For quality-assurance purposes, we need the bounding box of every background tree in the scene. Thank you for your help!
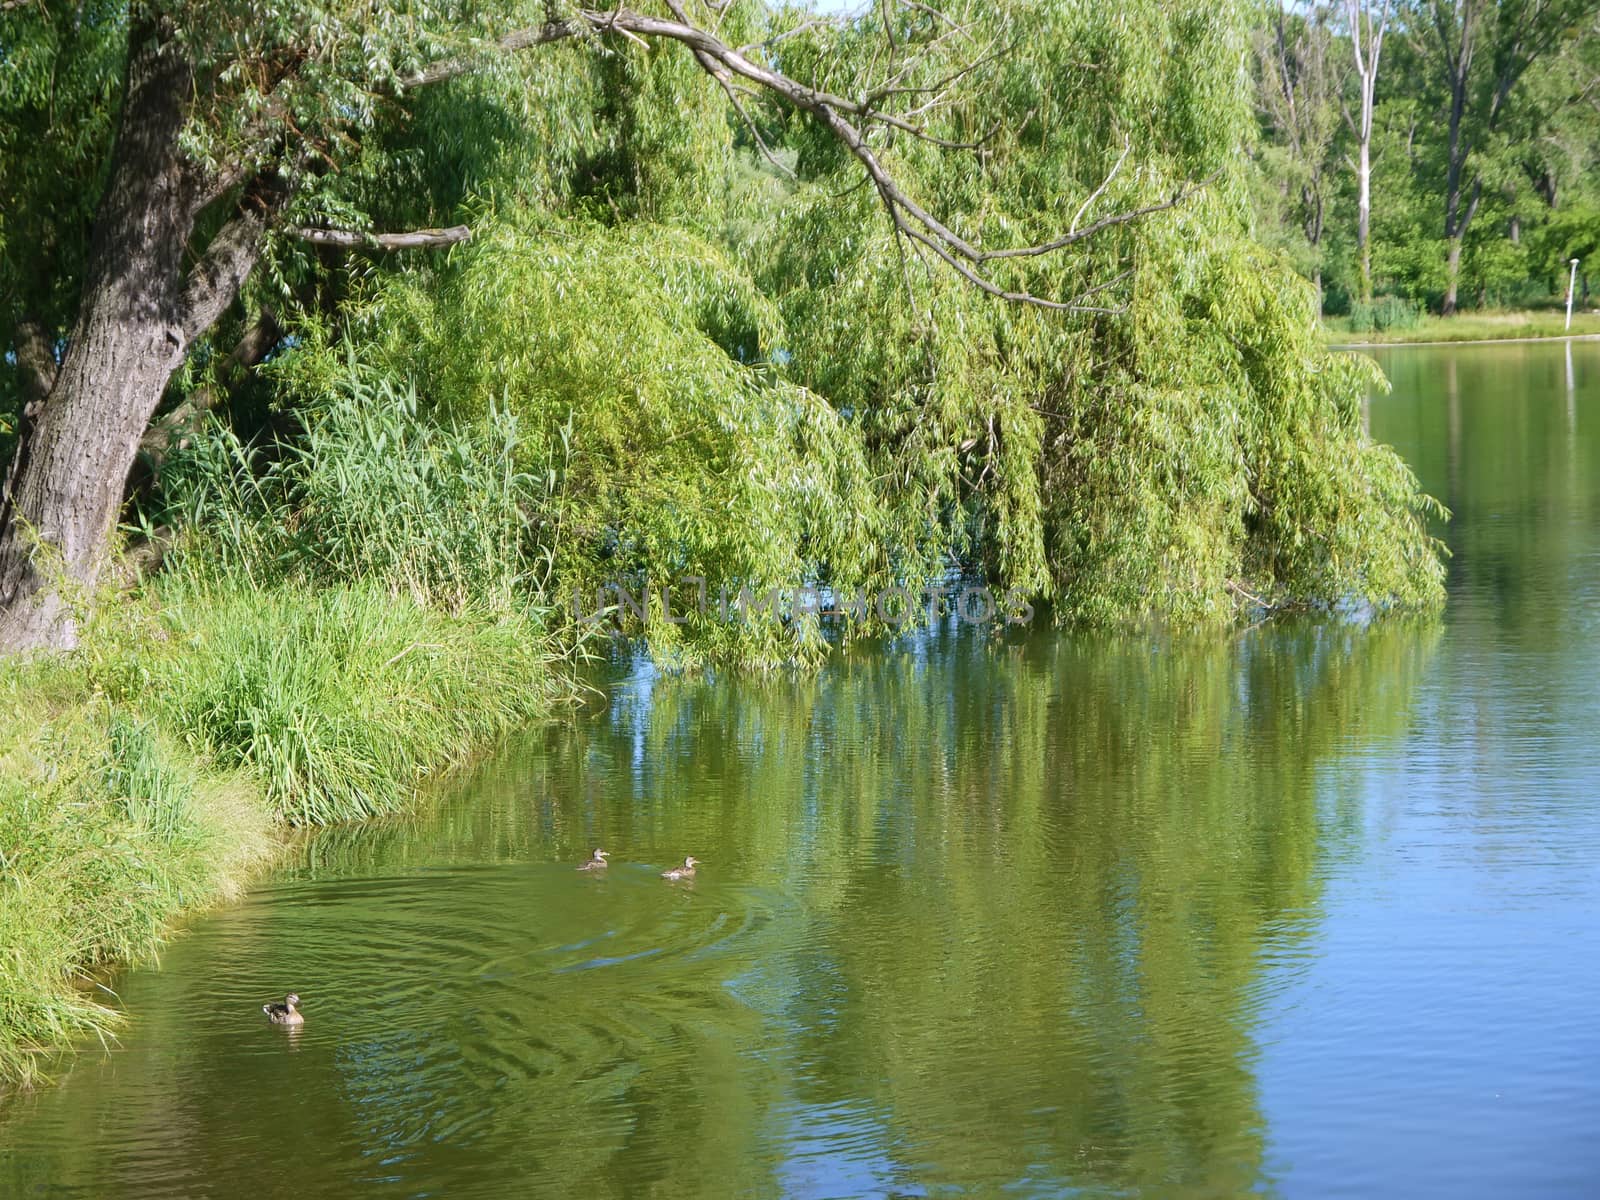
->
[1254,2,1345,304]
[1422,0,1590,313]
[1242,0,1600,314]
[1344,0,1392,302]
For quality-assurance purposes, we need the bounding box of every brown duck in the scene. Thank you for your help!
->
[660,856,700,881]
[263,993,304,1026]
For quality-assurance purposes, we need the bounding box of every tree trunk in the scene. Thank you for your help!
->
[1442,235,1463,316]
[1357,136,1373,304]
[0,23,256,652]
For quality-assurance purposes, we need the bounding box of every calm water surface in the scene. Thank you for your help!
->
[3,343,1599,1197]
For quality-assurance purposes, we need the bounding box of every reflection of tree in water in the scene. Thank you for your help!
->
[3,621,1436,1199]
[726,622,1437,1197]
[465,619,1433,1197]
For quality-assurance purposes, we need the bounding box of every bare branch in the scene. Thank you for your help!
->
[712,70,796,178]
[901,1,979,45]
[737,17,831,56]
[663,0,794,177]
[401,22,582,89]
[1070,134,1131,234]
[1068,267,1134,307]
[292,224,473,250]
[981,169,1222,261]
[864,38,1015,107]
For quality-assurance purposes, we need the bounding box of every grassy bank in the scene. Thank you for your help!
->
[1323,308,1600,345]
[0,581,563,1088]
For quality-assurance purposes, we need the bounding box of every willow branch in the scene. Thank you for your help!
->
[981,168,1222,261]
[400,23,580,88]
[390,7,1213,310]
[1070,135,1131,234]
[664,0,794,178]
[178,206,270,345]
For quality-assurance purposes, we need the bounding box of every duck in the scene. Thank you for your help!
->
[577,848,610,871]
[660,856,700,880]
[263,993,304,1025]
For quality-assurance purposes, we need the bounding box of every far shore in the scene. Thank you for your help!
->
[1330,331,1600,349]
[1321,308,1600,349]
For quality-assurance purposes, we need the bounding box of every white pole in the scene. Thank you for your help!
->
[1567,258,1580,331]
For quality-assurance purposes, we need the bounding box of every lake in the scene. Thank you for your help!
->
[3,342,1598,1197]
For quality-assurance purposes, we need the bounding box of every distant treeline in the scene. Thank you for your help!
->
[1250,0,1600,316]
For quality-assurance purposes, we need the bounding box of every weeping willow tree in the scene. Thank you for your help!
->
[3,0,1446,661]
[754,0,1447,623]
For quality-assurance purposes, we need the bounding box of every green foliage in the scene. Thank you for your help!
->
[105,582,562,824]
[0,0,124,334]
[161,364,543,613]
[1533,203,1600,274]
[1348,294,1423,333]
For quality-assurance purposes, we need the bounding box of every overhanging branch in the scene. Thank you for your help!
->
[179,205,271,345]
[400,23,580,88]
[552,7,1208,311]
[261,6,1210,314]
[292,224,473,251]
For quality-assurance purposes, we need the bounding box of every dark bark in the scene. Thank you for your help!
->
[1437,3,1476,316]
[138,309,282,478]
[1433,0,1568,315]
[0,21,263,651]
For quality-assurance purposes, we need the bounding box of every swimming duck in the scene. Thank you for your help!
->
[660,856,700,880]
[263,993,304,1025]
[578,848,610,871]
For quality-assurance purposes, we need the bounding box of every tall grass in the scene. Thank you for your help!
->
[105,583,563,825]
[0,663,273,1088]
[159,365,556,615]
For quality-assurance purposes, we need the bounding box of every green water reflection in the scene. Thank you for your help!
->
[3,618,1438,1198]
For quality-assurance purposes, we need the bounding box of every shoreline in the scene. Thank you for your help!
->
[1329,331,1600,349]
[0,584,568,1091]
